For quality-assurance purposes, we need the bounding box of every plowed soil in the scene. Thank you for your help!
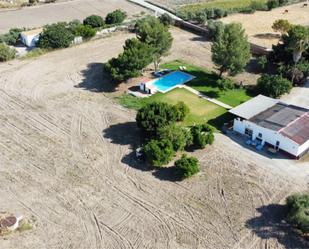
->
[0,30,308,249]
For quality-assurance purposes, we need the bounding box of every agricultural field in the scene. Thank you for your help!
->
[0,0,147,34]
[149,0,267,11]
[221,2,309,47]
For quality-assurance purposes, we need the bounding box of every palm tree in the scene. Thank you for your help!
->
[291,37,309,84]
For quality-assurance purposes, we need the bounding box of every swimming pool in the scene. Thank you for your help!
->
[151,71,195,93]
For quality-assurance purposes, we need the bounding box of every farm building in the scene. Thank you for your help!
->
[20,28,43,47]
[229,95,309,159]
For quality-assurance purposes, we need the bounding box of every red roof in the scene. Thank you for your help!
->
[280,113,309,145]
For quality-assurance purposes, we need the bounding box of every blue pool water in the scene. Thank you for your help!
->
[152,71,195,92]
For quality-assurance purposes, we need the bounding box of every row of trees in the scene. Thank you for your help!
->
[136,102,214,178]
[104,16,173,82]
[38,10,127,49]
[177,0,291,24]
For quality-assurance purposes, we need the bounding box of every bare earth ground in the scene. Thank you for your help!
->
[221,2,309,48]
[0,30,308,249]
[0,0,148,34]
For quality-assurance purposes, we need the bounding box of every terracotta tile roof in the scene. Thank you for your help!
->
[280,113,309,145]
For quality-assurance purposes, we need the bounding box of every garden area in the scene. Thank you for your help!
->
[119,87,227,128]
[160,60,254,107]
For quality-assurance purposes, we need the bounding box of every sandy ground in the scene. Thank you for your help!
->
[0,30,308,249]
[0,0,148,34]
[281,80,309,108]
[221,2,309,48]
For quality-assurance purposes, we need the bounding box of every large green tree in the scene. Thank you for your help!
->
[38,23,74,49]
[105,38,153,82]
[175,154,200,178]
[135,16,173,71]
[190,124,214,149]
[143,139,174,167]
[257,74,292,98]
[136,102,177,137]
[158,124,192,151]
[211,23,251,76]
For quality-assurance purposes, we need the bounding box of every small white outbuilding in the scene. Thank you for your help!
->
[20,28,43,47]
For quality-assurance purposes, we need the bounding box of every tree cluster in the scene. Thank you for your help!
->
[0,43,16,62]
[286,194,309,234]
[136,102,214,178]
[257,74,292,98]
[105,16,173,82]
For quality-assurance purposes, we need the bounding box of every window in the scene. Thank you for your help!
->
[276,141,280,146]
[245,128,253,137]
[258,133,262,138]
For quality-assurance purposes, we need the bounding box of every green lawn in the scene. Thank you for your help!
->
[118,88,228,129]
[180,0,267,11]
[161,60,254,107]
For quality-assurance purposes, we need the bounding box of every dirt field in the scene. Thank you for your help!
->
[0,0,148,34]
[0,30,308,249]
[221,2,309,48]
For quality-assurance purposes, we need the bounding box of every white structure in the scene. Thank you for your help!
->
[20,28,43,47]
[229,95,309,159]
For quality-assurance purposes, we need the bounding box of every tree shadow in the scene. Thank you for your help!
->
[152,166,183,182]
[254,33,281,40]
[208,112,234,131]
[244,58,261,74]
[245,204,309,248]
[121,151,151,172]
[75,62,116,93]
[102,122,140,146]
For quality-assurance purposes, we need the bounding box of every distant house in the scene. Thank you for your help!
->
[20,28,43,47]
[229,95,309,159]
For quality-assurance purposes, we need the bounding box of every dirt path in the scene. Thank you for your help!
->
[0,0,147,34]
[0,31,308,249]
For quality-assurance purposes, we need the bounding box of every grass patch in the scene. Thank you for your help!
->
[21,48,48,59]
[118,88,228,129]
[180,0,267,11]
[161,60,254,107]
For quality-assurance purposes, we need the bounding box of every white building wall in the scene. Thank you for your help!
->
[233,118,301,157]
[298,139,309,157]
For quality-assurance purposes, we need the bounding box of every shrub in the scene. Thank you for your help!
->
[175,154,200,178]
[74,25,96,39]
[173,101,189,121]
[159,13,174,26]
[207,20,224,41]
[136,102,177,137]
[217,78,234,91]
[214,8,227,18]
[158,124,193,151]
[286,194,309,234]
[105,9,126,25]
[190,124,214,149]
[195,12,208,24]
[0,43,16,62]
[0,28,23,45]
[68,19,82,34]
[257,55,268,71]
[285,67,305,85]
[257,74,292,98]
[143,139,174,167]
[272,19,292,35]
[37,23,74,49]
[250,1,268,11]
[267,0,279,10]
[83,15,104,28]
